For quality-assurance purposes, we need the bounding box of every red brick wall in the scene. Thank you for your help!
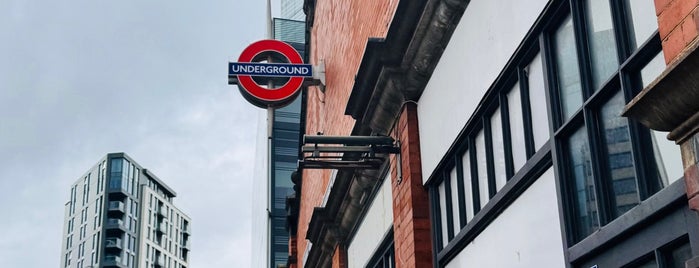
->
[389,103,433,268]
[656,0,699,64]
[297,1,399,267]
[332,245,348,268]
[289,235,298,268]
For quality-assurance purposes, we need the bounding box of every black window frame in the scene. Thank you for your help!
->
[425,0,685,267]
[545,0,667,244]
[366,230,395,268]
[427,19,556,263]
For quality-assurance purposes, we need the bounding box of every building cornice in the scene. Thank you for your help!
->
[623,38,699,144]
[303,0,471,267]
[345,0,469,135]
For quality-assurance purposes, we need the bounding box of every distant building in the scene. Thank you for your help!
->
[60,153,191,268]
[251,2,306,267]
[286,0,699,268]
[281,0,304,21]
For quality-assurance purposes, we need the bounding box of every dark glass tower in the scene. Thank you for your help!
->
[269,16,305,268]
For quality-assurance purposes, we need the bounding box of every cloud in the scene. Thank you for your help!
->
[0,0,272,266]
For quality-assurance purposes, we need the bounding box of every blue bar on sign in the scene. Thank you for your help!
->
[229,62,313,77]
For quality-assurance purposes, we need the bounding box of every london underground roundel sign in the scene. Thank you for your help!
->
[229,40,312,108]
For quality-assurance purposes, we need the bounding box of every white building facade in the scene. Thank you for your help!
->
[60,153,191,268]
[294,0,699,267]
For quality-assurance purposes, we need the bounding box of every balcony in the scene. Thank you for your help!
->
[107,186,128,199]
[105,237,123,252]
[107,201,125,216]
[103,255,126,268]
[105,218,127,234]
[180,249,189,262]
[156,222,167,234]
[181,239,191,251]
[182,224,191,235]
[157,207,167,218]
[154,255,165,267]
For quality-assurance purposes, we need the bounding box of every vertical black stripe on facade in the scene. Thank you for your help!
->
[499,91,516,180]
[468,137,482,215]
[431,186,445,251]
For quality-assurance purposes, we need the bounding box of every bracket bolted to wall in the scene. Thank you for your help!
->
[299,135,400,170]
[302,59,326,92]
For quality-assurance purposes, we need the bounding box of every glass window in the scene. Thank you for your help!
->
[585,0,619,89]
[600,91,639,216]
[635,49,682,188]
[507,82,527,171]
[438,182,448,247]
[528,53,551,150]
[461,150,474,221]
[568,127,598,239]
[652,130,684,187]
[551,1,666,244]
[668,241,692,268]
[641,51,666,87]
[449,167,461,234]
[111,158,123,172]
[624,0,659,49]
[554,16,583,122]
[491,108,507,191]
[475,130,489,207]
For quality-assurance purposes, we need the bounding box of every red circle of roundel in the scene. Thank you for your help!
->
[237,40,304,105]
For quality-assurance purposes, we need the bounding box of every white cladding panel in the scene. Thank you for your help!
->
[418,0,550,184]
[445,168,565,268]
[347,174,393,268]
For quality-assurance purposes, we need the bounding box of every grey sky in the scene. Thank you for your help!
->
[0,0,283,266]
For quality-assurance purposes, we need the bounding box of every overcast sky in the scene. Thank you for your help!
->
[0,0,283,266]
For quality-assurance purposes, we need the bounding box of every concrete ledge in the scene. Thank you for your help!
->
[623,38,699,142]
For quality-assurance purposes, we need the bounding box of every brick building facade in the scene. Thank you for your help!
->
[285,0,699,267]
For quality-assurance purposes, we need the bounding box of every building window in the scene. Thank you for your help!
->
[622,236,693,267]
[109,158,123,189]
[546,2,671,243]
[431,41,554,249]
[584,0,619,90]
[428,0,676,265]
[552,16,582,122]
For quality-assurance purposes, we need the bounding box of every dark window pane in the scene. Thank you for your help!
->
[667,241,692,268]
[613,177,638,195]
[585,0,619,89]
[600,91,639,216]
[636,258,657,268]
[606,126,630,144]
[568,127,598,239]
[554,16,583,122]
[110,158,122,172]
[624,0,658,49]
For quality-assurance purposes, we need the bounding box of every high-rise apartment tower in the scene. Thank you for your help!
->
[60,153,191,268]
